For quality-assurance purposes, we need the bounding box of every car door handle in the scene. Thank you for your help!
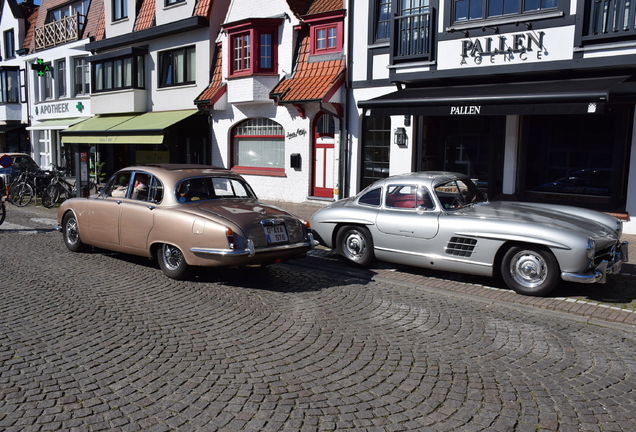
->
[146,205,156,210]
[115,200,123,204]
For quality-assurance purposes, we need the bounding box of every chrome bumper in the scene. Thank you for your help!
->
[190,234,314,257]
[561,240,629,284]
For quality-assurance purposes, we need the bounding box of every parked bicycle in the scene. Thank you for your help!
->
[43,167,77,208]
[8,167,55,207]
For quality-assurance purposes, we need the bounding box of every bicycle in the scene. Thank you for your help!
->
[8,167,54,207]
[43,167,77,208]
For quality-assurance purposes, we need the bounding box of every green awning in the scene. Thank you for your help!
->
[26,117,88,131]
[60,110,199,144]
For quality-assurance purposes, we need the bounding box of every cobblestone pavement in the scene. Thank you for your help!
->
[1,205,636,431]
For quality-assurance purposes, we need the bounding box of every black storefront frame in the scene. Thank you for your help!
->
[358,76,636,212]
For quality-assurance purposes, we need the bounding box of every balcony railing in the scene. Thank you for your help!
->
[392,9,435,62]
[587,0,636,36]
[34,14,82,50]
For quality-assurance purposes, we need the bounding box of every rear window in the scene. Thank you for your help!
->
[176,176,257,203]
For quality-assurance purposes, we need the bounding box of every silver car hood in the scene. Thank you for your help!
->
[464,201,617,239]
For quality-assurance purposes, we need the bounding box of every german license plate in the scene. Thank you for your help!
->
[263,224,289,244]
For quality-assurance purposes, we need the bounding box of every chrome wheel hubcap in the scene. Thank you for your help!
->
[510,251,547,289]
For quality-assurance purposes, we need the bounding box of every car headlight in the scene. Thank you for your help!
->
[586,238,596,261]
[616,219,623,238]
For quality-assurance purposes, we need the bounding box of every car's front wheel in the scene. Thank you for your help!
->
[157,243,190,279]
[63,212,86,252]
[336,225,375,267]
[501,246,559,296]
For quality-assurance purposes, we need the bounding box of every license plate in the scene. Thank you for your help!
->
[263,224,289,244]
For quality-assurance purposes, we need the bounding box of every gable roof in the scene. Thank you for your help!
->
[194,43,225,107]
[270,30,345,104]
[27,0,103,51]
[14,0,39,54]
[133,0,212,32]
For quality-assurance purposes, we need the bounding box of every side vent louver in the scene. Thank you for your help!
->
[446,237,477,257]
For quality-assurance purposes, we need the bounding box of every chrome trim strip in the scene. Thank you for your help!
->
[375,246,492,268]
[190,239,312,257]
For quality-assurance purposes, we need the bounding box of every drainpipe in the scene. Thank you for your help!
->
[342,0,354,199]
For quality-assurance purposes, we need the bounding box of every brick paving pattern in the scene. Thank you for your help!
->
[1,205,635,431]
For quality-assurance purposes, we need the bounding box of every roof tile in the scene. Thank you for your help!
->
[271,31,344,103]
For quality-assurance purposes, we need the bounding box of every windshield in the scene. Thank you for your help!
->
[434,178,486,210]
[176,176,257,203]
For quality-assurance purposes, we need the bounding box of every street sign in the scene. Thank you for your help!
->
[0,154,13,168]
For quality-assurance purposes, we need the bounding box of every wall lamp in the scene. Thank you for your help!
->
[394,127,407,146]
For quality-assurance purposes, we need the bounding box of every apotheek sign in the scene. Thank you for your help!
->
[34,100,85,118]
[437,26,574,70]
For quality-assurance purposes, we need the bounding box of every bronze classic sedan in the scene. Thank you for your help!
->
[310,172,628,296]
[55,165,314,279]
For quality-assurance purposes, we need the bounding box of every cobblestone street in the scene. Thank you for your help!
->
[1,205,636,431]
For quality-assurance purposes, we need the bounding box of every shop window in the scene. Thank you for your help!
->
[232,118,285,175]
[522,114,625,209]
[158,46,195,88]
[224,18,281,77]
[454,0,557,22]
[0,68,19,103]
[92,54,144,92]
[3,29,15,59]
[73,57,90,96]
[361,116,391,189]
[113,0,127,21]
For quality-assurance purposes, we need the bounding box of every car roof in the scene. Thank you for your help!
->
[372,171,469,186]
[122,164,237,177]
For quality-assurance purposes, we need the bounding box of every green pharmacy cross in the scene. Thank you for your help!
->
[32,58,52,77]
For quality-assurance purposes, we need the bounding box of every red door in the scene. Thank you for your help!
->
[312,114,336,198]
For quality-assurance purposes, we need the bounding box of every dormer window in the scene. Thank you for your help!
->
[224,18,282,77]
[304,11,345,56]
[47,0,90,27]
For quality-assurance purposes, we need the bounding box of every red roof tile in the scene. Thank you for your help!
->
[134,0,155,31]
[21,5,39,53]
[271,32,344,103]
[194,0,211,18]
[195,43,225,105]
[305,0,343,15]
[94,5,105,41]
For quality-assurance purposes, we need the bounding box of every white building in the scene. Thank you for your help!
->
[195,0,346,205]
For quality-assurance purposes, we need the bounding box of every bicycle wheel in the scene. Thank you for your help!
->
[9,183,34,207]
[46,184,64,205]
[42,184,59,208]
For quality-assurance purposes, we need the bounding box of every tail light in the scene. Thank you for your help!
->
[226,227,235,250]
[301,219,312,233]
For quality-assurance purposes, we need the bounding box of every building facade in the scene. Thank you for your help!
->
[350,0,636,233]
[0,0,37,157]
[196,0,346,204]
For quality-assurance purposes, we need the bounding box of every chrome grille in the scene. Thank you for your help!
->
[446,237,477,257]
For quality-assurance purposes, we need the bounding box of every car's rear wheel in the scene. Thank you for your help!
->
[63,212,86,252]
[336,225,375,267]
[157,243,190,279]
[501,246,559,296]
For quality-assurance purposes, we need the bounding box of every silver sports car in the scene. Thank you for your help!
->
[310,172,628,296]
